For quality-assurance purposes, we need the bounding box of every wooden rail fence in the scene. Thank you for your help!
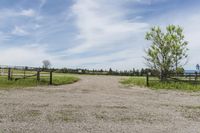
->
[0,65,54,85]
[146,72,200,87]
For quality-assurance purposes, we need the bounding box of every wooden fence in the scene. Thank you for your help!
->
[146,72,200,86]
[0,65,53,85]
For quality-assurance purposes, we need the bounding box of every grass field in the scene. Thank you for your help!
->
[0,72,79,89]
[121,76,200,92]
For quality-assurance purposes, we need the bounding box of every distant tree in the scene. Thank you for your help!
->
[108,68,113,75]
[135,69,140,76]
[140,68,145,76]
[42,60,51,69]
[145,25,188,80]
[24,66,28,70]
[196,64,200,72]
[132,68,135,76]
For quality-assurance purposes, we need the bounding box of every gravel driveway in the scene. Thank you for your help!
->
[0,75,200,133]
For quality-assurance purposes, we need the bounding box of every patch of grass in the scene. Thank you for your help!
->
[52,75,79,85]
[120,77,146,87]
[0,74,79,89]
[57,110,75,122]
[30,104,49,108]
[180,105,200,110]
[121,77,200,91]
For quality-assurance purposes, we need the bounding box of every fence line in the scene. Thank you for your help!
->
[0,66,54,85]
[146,72,200,86]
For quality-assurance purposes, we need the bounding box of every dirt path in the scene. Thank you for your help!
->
[0,75,200,133]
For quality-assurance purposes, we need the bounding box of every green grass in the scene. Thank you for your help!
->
[121,77,146,87]
[0,73,79,89]
[121,76,200,92]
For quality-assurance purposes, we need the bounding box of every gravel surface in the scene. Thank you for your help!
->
[0,75,200,133]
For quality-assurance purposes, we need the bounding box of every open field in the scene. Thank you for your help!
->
[0,75,200,132]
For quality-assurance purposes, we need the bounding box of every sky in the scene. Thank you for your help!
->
[0,0,200,70]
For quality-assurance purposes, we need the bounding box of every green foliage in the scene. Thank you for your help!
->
[121,77,200,92]
[176,67,184,74]
[145,25,188,79]
[120,77,146,87]
[52,76,79,85]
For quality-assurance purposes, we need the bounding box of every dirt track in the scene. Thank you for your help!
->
[0,75,200,133]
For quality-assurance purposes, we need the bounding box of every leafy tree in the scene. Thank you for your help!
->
[145,25,188,80]
[167,25,188,73]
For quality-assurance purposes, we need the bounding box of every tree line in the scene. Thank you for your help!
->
[55,67,186,76]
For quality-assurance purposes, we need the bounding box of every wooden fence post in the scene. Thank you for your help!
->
[37,70,40,82]
[49,71,53,85]
[195,72,198,84]
[8,68,11,80]
[24,69,26,79]
[146,72,149,87]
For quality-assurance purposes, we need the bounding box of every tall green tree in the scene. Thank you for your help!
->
[145,25,188,80]
[166,25,188,73]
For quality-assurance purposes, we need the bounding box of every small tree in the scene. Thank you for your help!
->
[42,60,51,69]
[108,68,113,75]
[145,25,188,80]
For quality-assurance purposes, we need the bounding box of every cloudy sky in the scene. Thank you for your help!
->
[0,0,200,70]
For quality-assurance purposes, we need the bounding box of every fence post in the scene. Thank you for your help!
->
[37,70,40,82]
[24,69,26,79]
[8,68,11,80]
[49,71,53,85]
[146,72,149,87]
[195,72,198,84]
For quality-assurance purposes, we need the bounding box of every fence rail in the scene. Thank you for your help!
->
[146,72,200,86]
[0,65,54,85]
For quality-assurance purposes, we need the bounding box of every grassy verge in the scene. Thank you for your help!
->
[0,74,79,89]
[121,77,200,92]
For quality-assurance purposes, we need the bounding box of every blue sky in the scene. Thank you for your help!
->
[0,0,200,70]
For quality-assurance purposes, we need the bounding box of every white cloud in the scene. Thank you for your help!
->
[11,26,29,36]
[1,0,199,70]
[0,9,36,18]
[64,49,143,70]
[69,0,148,52]
[65,0,149,69]
[0,44,59,67]
[19,9,36,17]
[134,0,167,5]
